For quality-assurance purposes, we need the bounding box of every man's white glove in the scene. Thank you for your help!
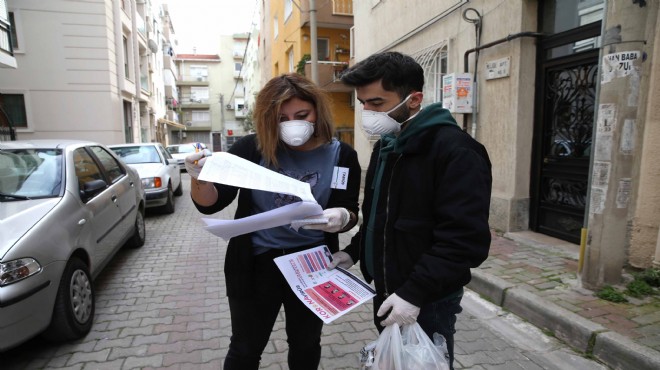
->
[184,149,212,179]
[327,251,354,270]
[302,207,350,233]
[377,293,420,327]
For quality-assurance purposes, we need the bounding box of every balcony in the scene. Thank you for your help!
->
[179,94,210,109]
[332,0,353,16]
[304,61,352,93]
[176,74,209,86]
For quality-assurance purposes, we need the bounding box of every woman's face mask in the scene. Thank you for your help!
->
[279,120,315,146]
[361,95,412,136]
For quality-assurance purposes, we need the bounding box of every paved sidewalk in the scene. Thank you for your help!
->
[467,230,660,370]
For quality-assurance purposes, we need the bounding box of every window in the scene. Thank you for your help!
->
[192,111,210,122]
[349,27,355,59]
[284,0,293,21]
[74,148,105,200]
[190,65,208,81]
[90,146,125,184]
[123,36,130,77]
[411,42,448,105]
[288,48,295,72]
[190,87,209,103]
[273,16,278,39]
[317,38,330,61]
[0,93,28,129]
[7,12,17,50]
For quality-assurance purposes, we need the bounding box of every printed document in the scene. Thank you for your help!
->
[274,245,376,324]
[198,152,325,240]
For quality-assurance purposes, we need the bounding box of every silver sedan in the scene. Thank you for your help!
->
[0,140,146,352]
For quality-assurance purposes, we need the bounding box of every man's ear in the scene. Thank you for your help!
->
[409,92,424,109]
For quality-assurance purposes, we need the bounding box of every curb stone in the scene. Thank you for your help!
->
[593,331,660,370]
[468,270,660,369]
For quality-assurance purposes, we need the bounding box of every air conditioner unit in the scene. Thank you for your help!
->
[226,104,234,110]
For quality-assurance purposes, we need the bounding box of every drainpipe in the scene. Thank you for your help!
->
[462,31,545,133]
[462,8,481,137]
[309,0,319,84]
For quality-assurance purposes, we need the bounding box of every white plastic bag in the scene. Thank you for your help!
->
[362,322,450,370]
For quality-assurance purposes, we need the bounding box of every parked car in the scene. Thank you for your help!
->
[0,140,146,352]
[166,142,207,171]
[109,143,182,214]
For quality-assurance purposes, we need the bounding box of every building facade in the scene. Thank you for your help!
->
[262,0,355,146]
[0,0,178,145]
[351,0,659,287]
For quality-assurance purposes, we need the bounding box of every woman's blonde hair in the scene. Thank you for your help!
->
[254,73,334,166]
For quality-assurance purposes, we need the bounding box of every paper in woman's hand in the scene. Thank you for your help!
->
[197,152,324,239]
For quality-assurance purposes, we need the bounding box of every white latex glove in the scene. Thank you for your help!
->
[184,149,212,179]
[377,293,420,327]
[302,207,350,233]
[327,251,354,270]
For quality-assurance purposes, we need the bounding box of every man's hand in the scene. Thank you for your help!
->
[184,149,212,179]
[302,208,350,233]
[377,293,420,327]
[327,251,354,270]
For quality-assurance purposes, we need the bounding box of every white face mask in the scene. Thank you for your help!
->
[279,120,314,146]
[361,95,412,136]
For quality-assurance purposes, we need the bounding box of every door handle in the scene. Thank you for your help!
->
[543,157,557,164]
[111,195,118,203]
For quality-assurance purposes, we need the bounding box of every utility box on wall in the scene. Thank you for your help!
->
[442,73,473,113]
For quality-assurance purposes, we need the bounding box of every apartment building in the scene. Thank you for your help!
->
[262,0,355,146]
[351,0,660,287]
[0,0,177,145]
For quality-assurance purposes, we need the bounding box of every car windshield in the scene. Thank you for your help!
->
[167,144,196,154]
[0,149,63,200]
[111,146,161,164]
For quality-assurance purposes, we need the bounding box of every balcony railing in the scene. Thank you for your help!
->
[179,74,209,82]
[304,61,351,93]
[179,94,210,105]
[332,0,353,16]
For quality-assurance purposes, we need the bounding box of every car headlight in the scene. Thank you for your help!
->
[0,258,42,286]
[142,177,163,189]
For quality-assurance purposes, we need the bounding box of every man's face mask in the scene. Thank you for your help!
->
[279,120,314,146]
[361,94,412,136]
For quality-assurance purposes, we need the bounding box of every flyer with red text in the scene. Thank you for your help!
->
[274,245,376,324]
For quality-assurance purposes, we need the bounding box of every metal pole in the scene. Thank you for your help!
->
[309,0,318,83]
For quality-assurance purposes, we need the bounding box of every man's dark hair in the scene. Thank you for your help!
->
[340,51,424,98]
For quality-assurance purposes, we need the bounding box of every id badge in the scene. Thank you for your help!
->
[331,166,349,190]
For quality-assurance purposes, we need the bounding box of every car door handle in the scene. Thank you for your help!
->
[130,181,135,187]
[78,219,86,225]
[111,195,118,203]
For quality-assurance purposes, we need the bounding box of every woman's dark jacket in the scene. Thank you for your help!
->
[343,104,492,307]
[193,134,361,298]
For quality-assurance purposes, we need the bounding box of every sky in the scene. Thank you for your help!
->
[165,0,259,54]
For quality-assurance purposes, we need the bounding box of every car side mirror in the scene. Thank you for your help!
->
[167,158,178,165]
[80,179,107,202]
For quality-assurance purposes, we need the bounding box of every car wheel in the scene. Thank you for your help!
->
[127,207,146,248]
[161,184,175,214]
[174,180,183,196]
[42,257,94,342]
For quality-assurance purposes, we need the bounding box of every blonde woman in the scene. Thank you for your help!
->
[185,73,361,370]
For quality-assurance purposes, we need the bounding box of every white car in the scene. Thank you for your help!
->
[0,140,146,351]
[109,143,182,213]
[166,142,207,171]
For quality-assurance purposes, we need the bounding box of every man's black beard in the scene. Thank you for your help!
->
[388,103,411,124]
